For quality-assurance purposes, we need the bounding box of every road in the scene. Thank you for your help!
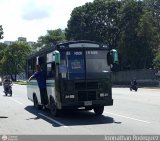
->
[0,84,160,136]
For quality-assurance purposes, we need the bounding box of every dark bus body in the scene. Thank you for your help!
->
[27,40,117,116]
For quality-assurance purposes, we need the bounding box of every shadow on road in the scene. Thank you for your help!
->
[0,116,8,118]
[25,106,115,127]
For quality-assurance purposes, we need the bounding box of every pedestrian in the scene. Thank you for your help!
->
[28,64,48,109]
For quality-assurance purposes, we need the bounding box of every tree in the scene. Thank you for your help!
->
[0,43,7,76]
[136,9,159,69]
[144,1,160,54]
[118,0,146,70]
[144,0,160,28]
[0,43,7,59]
[37,29,66,48]
[66,0,160,70]
[0,42,30,81]
[66,0,121,48]
[0,25,3,39]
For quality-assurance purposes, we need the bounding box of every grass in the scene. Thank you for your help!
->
[14,81,27,85]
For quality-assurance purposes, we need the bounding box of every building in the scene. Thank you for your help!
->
[4,41,14,46]
[3,37,36,47]
[18,37,27,42]
[27,41,36,47]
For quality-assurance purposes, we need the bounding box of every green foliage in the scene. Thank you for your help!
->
[66,0,121,48]
[144,0,160,28]
[37,29,66,48]
[136,10,159,68]
[0,43,7,74]
[14,81,27,85]
[118,0,145,70]
[0,25,3,39]
[66,0,160,70]
[0,42,30,80]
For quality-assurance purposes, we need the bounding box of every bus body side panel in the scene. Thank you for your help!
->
[27,80,41,104]
[46,79,57,106]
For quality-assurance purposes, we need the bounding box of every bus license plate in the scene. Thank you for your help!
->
[84,101,92,106]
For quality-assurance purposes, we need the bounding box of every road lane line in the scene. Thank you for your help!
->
[104,112,151,124]
[9,98,23,105]
[38,113,68,128]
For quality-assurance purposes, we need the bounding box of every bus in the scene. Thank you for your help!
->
[26,40,118,116]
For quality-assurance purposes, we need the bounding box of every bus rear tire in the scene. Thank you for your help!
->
[50,98,60,117]
[93,106,104,115]
[33,95,41,110]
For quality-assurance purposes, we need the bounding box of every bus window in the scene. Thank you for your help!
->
[47,62,55,79]
[38,56,45,68]
[28,60,32,78]
[28,58,36,78]
[38,56,45,65]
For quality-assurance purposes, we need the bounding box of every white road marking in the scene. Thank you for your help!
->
[105,112,151,124]
[38,113,68,128]
[9,98,23,105]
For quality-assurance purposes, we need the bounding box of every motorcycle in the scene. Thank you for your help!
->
[130,84,138,92]
[4,83,13,96]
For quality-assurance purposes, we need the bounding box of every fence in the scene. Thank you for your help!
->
[112,69,159,86]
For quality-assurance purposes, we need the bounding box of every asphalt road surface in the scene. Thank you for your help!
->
[0,84,160,136]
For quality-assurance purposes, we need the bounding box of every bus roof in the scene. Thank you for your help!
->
[27,40,109,59]
[58,40,101,46]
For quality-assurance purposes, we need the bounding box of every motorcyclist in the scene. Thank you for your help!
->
[133,79,137,86]
[3,76,12,95]
[130,79,137,91]
[131,79,137,86]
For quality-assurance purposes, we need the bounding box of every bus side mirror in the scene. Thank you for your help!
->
[107,49,118,65]
[111,49,118,64]
[53,50,60,64]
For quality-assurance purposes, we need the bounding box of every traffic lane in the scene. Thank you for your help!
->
[25,106,116,135]
[25,106,114,126]
[23,86,160,135]
[0,102,114,134]
[4,84,115,127]
[4,85,115,127]
[12,84,29,104]
[0,85,114,135]
[1,85,160,135]
[0,85,12,118]
[0,96,69,135]
[112,87,160,105]
[1,98,158,135]
[23,106,160,134]
[0,87,69,134]
[111,88,160,123]
[0,90,148,135]
[0,84,29,106]
[106,98,160,123]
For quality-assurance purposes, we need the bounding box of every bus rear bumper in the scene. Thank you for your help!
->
[61,99,113,109]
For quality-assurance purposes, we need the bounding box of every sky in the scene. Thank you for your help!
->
[0,0,93,42]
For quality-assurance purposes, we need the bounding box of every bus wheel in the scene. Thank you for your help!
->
[50,98,60,117]
[33,95,41,110]
[85,107,93,111]
[93,106,104,115]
